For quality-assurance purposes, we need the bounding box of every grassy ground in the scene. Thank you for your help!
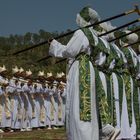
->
[0,128,66,140]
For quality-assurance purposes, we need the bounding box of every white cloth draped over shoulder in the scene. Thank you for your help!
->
[49,29,99,140]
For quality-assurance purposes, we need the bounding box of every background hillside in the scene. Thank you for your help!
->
[0,25,139,77]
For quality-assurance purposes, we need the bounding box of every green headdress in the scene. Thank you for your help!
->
[79,6,91,22]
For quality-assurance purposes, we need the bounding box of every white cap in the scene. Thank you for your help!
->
[38,71,45,76]
[61,72,65,77]
[26,69,32,76]
[12,66,19,74]
[100,22,115,32]
[100,22,116,39]
[56,73,62,78]
[120,30,139,47]
[47,72,53,78]
[19,67,24,73]
[76,6,100,27]
[0,65,6,73]
[125,30,138,44]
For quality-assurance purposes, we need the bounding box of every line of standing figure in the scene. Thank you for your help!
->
[48,6,140,140]
[0,66,66,133]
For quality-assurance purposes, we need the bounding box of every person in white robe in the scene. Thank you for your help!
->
[118,31,139,139]
[42,82,49,128]
[45,79,58,129]
[0,65,11,132]
[97,23,131,140]
[48,6,119,140]
[10,79,21,131]
[18,79,26,131]
[22,80,33,131]
[59,73,67,126]
[31,82,39,129]
[58,80,66,127]
[44,75,53,129]
[0,85,5,133]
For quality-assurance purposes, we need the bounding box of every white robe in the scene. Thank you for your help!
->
[49,29,99,140]
[0,76,11,128]
[61,87,66,126]
[22,84,33,129]
[44,87,52,128]
[0,87,5,128]
[110,43,122,129]
[119,47,137,139]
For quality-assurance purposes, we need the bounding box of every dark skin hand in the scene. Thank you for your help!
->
[48,38,53,45]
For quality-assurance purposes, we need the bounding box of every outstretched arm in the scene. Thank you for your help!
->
[49,29,89,58]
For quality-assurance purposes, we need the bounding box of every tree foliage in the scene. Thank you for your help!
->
[0,26,139,77]
[0,29,72,77]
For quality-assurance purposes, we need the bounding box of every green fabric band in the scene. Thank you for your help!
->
[80,6,91,22]
[94,68,111,126]
[133,79,140,134]
[123,74,132,125]
[78,53,91,121]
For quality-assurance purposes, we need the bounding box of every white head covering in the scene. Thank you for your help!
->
[76,6,115,41]
[61,72,65,77]
[0,65,6,73]
[99,22,116,40]
[125,30,138,44]
[56,73,62,78]
[47,72,53,78]
[120,30,139,46]
[26,69,32,76]
[19,67,24,73]
[38,71,45,76]
[12,66,19,74]
[76,6,100,27]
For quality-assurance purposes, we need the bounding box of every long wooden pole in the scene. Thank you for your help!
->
[37,19,140,63]
[108,28,140,42]
[37,56,52,62]
[98,19,140,37]
[13,5,140,55]
[123,40,140,47]
[50,34,140,64]
[54,40,140,64]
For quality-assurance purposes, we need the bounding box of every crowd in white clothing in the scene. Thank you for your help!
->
[0,65,66,133]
